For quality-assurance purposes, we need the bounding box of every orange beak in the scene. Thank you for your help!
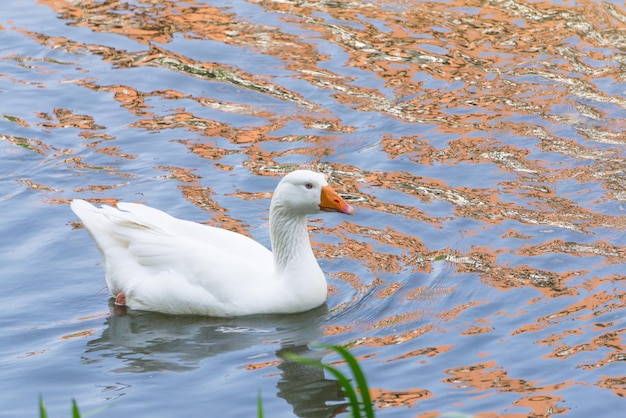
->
[319,185,355,215]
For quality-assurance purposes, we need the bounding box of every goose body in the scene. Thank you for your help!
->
[71,170,354,317]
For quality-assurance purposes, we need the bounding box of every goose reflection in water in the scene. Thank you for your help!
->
[84,303,346,417]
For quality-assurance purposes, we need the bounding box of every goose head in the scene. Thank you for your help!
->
[271,170,354,216]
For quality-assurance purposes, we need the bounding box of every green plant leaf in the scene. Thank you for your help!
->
[284,351,363,417]
[329,345,374,418]
[257,389,264,418]
[39,395,48,418]
[71,399,82,418]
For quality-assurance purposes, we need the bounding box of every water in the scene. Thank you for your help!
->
[2,0,625,416]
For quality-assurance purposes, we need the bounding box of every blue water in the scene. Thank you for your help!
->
[2,0,626,416]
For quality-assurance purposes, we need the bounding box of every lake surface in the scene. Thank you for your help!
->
[2,0,626,416]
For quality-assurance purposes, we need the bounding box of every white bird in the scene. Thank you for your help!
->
[71,170,354,317]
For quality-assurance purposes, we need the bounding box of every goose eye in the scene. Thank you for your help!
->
[304,183,313,189]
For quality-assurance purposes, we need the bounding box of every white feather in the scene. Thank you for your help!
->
[71,170,354,317]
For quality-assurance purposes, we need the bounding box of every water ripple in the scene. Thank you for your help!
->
[1,0,625,416]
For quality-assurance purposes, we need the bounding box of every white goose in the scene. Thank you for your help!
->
[71,170,354,317]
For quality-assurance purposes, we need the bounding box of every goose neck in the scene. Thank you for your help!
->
[269,207,314,271]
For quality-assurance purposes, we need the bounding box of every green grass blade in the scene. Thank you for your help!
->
[318,363,362,416]
[39,395,48,418]
[257,390,263,418]
[284,352,362,416]
[71,399,82,418]
[329,345,374,418]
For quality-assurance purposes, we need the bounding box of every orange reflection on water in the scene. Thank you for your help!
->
[443,361,572,416]
[370,386,433,410]
[13,0,625,415]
